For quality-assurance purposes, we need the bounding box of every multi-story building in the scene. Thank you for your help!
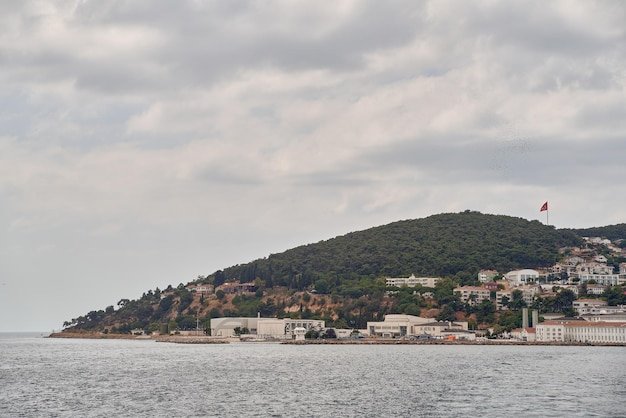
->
[218,282,257,294]
[536,320,567,341]
[495,290,512,310]
[454,286,491,306]
[585,284,607,295]
[536,318,587,342]
[505,269,539,286]
[573,299,608,315]
[186,284,214,294]
[546,284,579,296]
[495,287,537,310]
[385,274,440,288]
[564,322,626,343]
[575,262,613,275]
[478,270,498,283]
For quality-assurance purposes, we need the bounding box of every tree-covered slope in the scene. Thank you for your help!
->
[62,211,586,333]
[568,224,626,241]
[215,211,582,292]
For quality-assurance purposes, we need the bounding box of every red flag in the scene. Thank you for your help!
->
[540,202,548,212]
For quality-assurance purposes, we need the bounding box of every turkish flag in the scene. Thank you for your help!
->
[540,202,548,212]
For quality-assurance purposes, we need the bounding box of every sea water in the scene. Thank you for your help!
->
[1,333,625,417]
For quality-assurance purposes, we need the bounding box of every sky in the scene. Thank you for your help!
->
[1,1,625,332]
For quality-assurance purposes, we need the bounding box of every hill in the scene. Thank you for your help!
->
[214,211,582,293]
[568,224,626,242]
[63,211,584,334]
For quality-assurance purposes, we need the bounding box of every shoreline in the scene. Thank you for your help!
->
[48,332,233,344]
[47,332,625,347]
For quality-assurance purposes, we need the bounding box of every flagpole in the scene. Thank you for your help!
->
[546,208,549,226]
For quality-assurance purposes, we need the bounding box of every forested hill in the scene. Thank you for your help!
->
[212,211,582,291]
[568,224,626,242]
[62,211,586,332]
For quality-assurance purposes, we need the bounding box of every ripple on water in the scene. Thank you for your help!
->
[1,337,625,417]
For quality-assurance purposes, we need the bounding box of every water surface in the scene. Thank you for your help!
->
[1,334,624,417]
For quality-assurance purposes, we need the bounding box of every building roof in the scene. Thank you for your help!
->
[565,321,626,328]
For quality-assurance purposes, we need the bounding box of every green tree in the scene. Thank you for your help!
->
[509,290,527,311]
[476,299,495,324]
[437,304,456,322]
[553,289,576,313]
[314,279,329,294]
[604,285,626,305]
[305,329,320,339]
[322,328,337,339]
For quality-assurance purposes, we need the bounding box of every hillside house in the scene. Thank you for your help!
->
[454,286,491,306]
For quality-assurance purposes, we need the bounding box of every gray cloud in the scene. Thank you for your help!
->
[1,0,625,331]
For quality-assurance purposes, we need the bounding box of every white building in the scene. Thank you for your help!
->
[505,269,539,286]
[511,327,536,342]
[576,273,621,286]
[385,274,440,288]
[282,319,325,337]
[585,284,607,295]
[454,286,491,306]
[495,290,512,310]
[478,270,498,283]
[211,317,324,338]
[573,299,607,315]
[367,315,472,339]
[546,284,579,297]
[293,327,307,341]
[210,317,259,337]
[564,322,626,343]
[256,318,286,337]
[412,321,470,339]
[494,287,537,310]
[367,314,433,338]
[536,319,585,342]
[575,262,613,275]
[582,313,626,322]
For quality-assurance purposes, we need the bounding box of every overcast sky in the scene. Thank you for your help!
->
[1,1,625,332]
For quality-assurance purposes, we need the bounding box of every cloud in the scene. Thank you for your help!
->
[1,0,625,331]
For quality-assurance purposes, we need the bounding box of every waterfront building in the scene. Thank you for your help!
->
[366,314,433,338]
[564,322,626,343]
[367,315,470,339]
[412,321,469,338]
[210,317,324,338]
[511,327,536,342]
[536,319,585,342]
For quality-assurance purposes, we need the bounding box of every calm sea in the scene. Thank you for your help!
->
[1,333,625,417]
